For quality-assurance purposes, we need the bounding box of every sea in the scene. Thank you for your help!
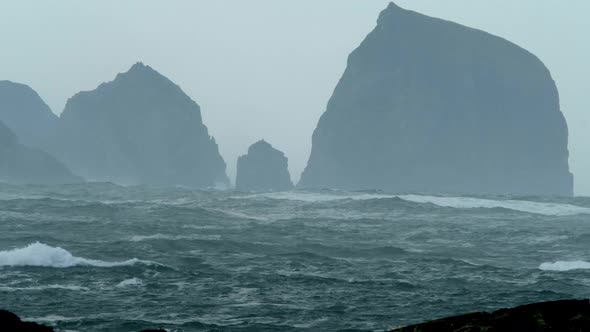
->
[0,183,589,331]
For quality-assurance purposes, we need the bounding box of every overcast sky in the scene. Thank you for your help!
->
[1,1,588,195]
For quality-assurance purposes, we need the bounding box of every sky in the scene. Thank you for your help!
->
[1,1,588,195]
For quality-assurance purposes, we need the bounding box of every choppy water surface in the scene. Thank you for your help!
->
[0,183,589,331]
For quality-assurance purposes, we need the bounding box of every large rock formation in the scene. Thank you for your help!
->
[298,2,573,196]
[0,121,82,185]
[0,81,58,149]
[54,62,229,187]
[391,299,590,332]
[235,140,293,192]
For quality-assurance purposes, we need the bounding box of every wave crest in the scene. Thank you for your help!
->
[0,242,144,268]
[539,261,590,271]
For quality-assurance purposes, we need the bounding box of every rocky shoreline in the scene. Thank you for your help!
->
[391,299,590,332]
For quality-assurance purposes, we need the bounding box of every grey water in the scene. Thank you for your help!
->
[0,183,589,331]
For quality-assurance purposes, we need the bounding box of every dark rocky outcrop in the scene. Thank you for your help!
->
[299,2,573,196]
[0,81,58,150]
[0,309,54,332]
[235,140,293,192]
[0,121,82,184]
[53,62,229,187]
[391,299,590,332]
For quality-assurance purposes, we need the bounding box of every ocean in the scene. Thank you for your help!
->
[0,183,589,331]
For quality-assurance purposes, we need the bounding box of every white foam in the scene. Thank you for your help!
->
[0,242,144,268]
[244,191,590,216]
[539,261,590,271]
[0,284,89,292]
[116,277,143,288]
[128,233,220,242]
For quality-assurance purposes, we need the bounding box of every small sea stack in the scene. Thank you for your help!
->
[235,140,293,192]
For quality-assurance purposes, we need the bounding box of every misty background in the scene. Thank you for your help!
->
[1,0,588,195]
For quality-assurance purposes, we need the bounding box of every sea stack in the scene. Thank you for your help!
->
[0,121,82,185]
[298,2,573,196]
[235,140,293,192]
[0,81,58,150]
[54,62,229,187]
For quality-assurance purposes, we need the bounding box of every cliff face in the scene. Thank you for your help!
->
[0,81,58,150]
[0,121,82,185]
[235,140,293,192]
[298,2,573,196]
[55,62,229,187]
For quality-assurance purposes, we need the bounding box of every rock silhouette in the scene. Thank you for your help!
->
[0,81,58,150]
[391,299,590,332]
[299,2,573,196]
[0,121,82,185]
[54,62,229,187]
[236,140,293,192]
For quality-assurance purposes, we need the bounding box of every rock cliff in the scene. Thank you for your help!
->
[0,121,82,184]
[55,62,229,187]
[0,81,58,150]
[298,2,573,196]
[235,140,293,192]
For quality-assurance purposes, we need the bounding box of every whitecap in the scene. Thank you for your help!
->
[539,260,590,271]
[242,191,590,216]
[128,233,220,242]
[116,277,143,288]
[0,242,146,268]
[0,284,89,292]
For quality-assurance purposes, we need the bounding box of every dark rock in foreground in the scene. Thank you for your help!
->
[0,121,83,184]
[54,62,229,187]
[236,140,293,192]
[391,299,590,332]
[0,310,54,332]
[299,1,573,196]
[0,81,58,150]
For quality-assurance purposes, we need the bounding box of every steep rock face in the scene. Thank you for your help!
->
[0,81,58,149]
[299,2,573,196]
[55,62,228,187]
[0,121,82,185]
[391,299,590,332]
[235,140,293,192]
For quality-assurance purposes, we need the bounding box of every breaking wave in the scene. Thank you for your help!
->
[0,242,146,268]
[539,261,590,271]
[246,191,590,216]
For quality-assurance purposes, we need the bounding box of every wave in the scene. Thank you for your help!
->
[128,233,221,242]
[0,242,148,268]
[0,284,89,292]
[116,277,143,288]
[244,191,590,216]
[539,261,590,271]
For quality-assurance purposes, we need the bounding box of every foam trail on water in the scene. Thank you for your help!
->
[0,242,143,268]
[246,191,590,216]
[539,261,590,271]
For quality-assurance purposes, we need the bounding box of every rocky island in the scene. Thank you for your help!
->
[235,140,293,192]
[298,2,573,196]
[0,80,58,150]
[0,121,82,185]
[53,62,229,187]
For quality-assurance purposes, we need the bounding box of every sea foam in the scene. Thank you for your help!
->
[247,191,590,216]
[0,242,142,268]
[539,261,590,271]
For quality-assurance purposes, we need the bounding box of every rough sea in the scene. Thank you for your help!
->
[1,183,589,331]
